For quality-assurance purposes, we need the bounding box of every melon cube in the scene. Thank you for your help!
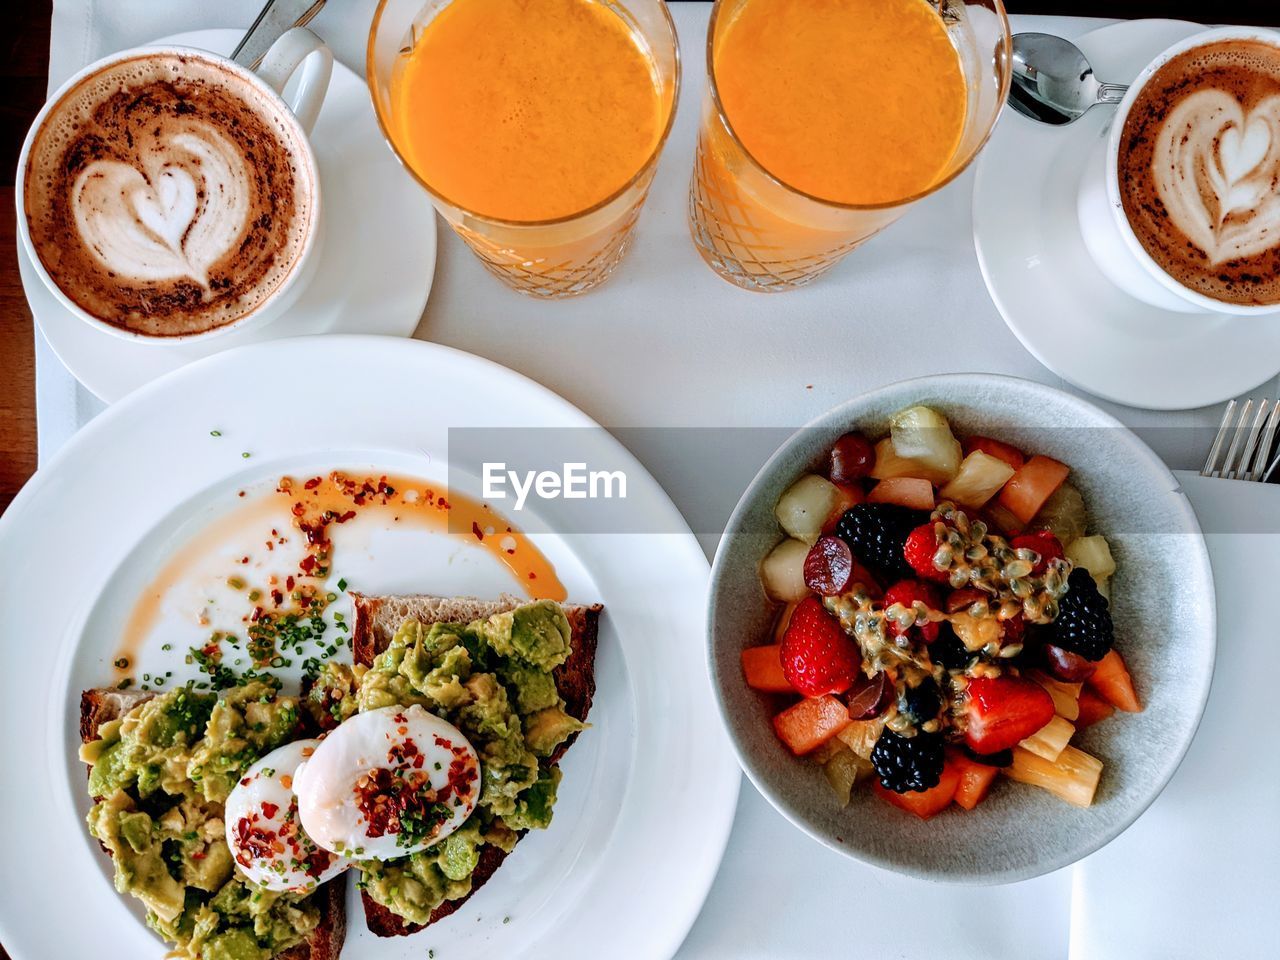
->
[773,695,852,755]
[761,539,812,602]
[741,645,792,693]
[889,405,962,483]
[776,475,841,545]
[940,450,1017,509]
[867,477,935,510]
[870,438,955,486]
[998,455,1070,524]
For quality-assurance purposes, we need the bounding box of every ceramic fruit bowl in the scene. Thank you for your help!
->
[707,374,1214,883]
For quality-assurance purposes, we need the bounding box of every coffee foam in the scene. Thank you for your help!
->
[24,53,314,336]
[1119,40,1280,307]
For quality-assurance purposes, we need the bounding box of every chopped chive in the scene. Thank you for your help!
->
[210,429,222,437]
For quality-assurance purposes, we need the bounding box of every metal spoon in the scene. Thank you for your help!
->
[232,0,327,69]
[1008,32,1128,125]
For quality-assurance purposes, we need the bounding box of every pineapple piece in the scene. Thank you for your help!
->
[1095,578,1111,603]
[823,748,873,806]
[940,450,1017,509]
[761,539,811,602]
[811,737,850,765]
[775,475,840,545]
[888,405,962,482]
[1029,483,1086,545]
[1029,671,1082,721]
[1006,745,1103,807]
[870,438,955,486]
[1066,535,1116,581]
[773,600,799,643]
[836,717,885,760]
[1018,715,1076,762]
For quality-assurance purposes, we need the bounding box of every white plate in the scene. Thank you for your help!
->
[22,29,437,404]
[972,19,1280,411]
[0,336,739,960]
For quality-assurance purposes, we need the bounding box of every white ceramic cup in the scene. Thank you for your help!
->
[15,28,334,343]
[1077,26,1280,317]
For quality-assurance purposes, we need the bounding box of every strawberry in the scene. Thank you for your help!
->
[903,523,948,583]
[962,676,1055,754]
[780,597,860,697]
[1010,530,1064,575]
[881,580,941,642]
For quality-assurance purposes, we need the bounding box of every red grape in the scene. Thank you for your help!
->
[829,432,875,484]
[1042,643,1097,682]
[846,672,893,719]
[803,536,854,596]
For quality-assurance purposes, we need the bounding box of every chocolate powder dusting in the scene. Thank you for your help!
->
[23,53,311,336]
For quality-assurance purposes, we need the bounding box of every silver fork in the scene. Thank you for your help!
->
[1201,399,1280,482]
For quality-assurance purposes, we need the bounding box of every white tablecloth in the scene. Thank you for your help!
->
[33,3,1280,957]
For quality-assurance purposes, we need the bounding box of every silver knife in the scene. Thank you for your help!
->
[231,0,328,69]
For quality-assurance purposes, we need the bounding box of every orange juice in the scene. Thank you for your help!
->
[714,0,967,205]
[391,0,665,221]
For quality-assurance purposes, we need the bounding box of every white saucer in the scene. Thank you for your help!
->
[22,29,437,404]
[972,19,1280,411]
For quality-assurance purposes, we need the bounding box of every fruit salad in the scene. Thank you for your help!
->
[744,405,1141,819]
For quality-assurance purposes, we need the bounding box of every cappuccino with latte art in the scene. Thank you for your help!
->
[23,51,315,337]
[1118,39,1280,307]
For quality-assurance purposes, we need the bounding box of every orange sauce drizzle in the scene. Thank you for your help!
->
[113,472,564,674]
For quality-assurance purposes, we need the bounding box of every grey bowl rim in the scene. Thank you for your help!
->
[706,372,1216,885]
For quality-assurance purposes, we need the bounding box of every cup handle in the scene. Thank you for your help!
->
[255,27,333,134]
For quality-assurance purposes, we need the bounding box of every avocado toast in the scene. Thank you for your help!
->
[340,593,601,937]
[78,684,346,960]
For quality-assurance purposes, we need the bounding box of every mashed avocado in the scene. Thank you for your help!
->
[310,599,585,925]
[81,679,319,960]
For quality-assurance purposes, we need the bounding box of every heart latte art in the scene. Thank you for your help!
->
[24,53,314,336]
[1119,39,1280,307]
[1152,91,1280,266]
[73,124,250,289]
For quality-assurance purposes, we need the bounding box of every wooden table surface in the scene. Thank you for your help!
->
[0,2,1272,958]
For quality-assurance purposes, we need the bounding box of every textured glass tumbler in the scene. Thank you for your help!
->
[688,0,1010,292]
[368,0,679,299]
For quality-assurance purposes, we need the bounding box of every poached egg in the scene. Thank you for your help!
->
[224,738,353,892]
[294,704,481,860]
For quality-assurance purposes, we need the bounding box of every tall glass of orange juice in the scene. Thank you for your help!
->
[690,0,1010,292]
[369,0,679,298]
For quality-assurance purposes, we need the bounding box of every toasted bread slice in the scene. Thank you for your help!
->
[79,688,347,959]
[349,593,601,937]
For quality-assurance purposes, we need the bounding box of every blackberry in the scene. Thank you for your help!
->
[1051,568,1114,661]
[930,622,970,671]
[835,503,930,582]
[870,729,945,793]
[964,745,1014,767]
[899,678,942,727]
